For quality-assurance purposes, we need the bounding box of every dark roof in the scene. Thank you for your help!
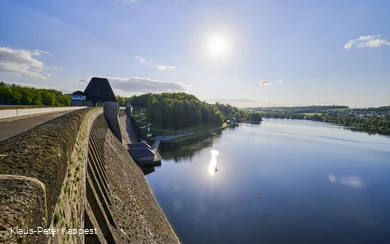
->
[72,90,85,95]
[129,148,155,158]
[128,142,151,150]
[83,77,117,102]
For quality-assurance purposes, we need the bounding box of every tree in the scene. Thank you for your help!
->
[0,86,13,104]
[249,113,262,122]
[41,91,56,105]
[31,90,43,105]
[19,88,33,105]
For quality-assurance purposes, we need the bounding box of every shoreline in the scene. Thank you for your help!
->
[262,117,390,136]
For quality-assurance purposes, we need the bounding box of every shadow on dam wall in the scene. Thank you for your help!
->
[0,107,180,244]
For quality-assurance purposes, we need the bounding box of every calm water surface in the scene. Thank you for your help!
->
[146,119,390,244]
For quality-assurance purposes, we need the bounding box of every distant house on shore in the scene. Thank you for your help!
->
[230,117,236,126]
[71,77,117,106]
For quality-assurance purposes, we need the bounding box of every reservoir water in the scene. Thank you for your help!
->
[146,119,390,244]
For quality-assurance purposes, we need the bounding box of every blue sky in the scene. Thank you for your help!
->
[1,0,389,108]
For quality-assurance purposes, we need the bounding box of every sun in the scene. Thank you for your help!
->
[207,35,229,56]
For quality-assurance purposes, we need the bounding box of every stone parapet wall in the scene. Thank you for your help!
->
[72,101,93,107]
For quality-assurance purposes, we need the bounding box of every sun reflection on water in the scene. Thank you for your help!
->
[208,150,219,176]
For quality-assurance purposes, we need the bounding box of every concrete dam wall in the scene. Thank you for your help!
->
[0,108,179,243]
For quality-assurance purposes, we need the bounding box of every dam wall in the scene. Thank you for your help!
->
[0,107,179,243]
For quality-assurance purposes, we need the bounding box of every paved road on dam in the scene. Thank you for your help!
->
[0,111,71,142]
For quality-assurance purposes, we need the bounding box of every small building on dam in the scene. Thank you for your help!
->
[71,77,118,107]
[128,142,156,164]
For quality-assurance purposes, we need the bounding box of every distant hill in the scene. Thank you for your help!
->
[246,105,349,113]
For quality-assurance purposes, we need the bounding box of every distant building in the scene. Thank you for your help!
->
[72,77,117,106]
[230,117,236,126]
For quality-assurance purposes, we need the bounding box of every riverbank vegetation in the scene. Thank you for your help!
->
[0,82,71,106]
[251,106,390,135]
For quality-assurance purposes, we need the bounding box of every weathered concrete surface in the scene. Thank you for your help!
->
[119,110,137,146]
[88,114,180,243]
[0,111,73,142]
[104,102,122,142]
[0,177,47,243]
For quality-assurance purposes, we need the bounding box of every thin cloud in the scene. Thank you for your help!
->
[114,0,138,2]
[259,80,273,86]
[208,98,257,104]
[340,176,364,188]
[328,173,364,188]
[276,79,283,83]
[0,47,51,79]
[79,76,190,93]
[32,49,52,56]
[135,56,147,63]
[328,174,337,183]
[156,65,177,71]
[344,35,390,49]
[45,65,64,71]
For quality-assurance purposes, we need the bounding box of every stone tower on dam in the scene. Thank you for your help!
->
[0,78,180,243]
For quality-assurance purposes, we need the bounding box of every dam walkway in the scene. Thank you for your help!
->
[0,111,72,142]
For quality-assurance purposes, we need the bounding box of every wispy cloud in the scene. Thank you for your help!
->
[156,65,177,71]
[276,79,283,83]
[79,76,190,93]
[0,47,51,79]
[259,80,273,86]
[328,174,337,183]
[207,98,257,104]
[344,35,390,49]
[114,0,138,3]
[135,56,147,63]
[32,49,52,56]
[45,65,64,71]
[328,173,364,188]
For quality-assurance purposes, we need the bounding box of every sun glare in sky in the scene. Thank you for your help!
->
[207,35,230,57]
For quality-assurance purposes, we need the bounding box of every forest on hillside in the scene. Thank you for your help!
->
[130,93,263,129]
[131,93,225,129]
[0,82,71,106]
